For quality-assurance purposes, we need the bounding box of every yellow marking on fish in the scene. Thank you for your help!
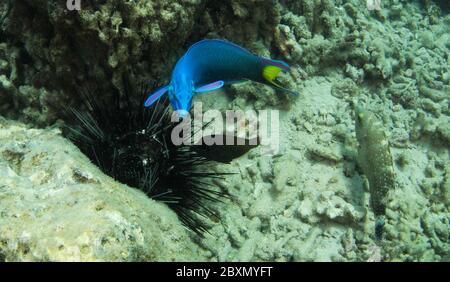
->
[262,65,283,88]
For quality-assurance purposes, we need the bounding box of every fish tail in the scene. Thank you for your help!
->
[260,58,298,96]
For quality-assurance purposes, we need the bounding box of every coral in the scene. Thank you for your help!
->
[315,190,363,223]
[0,118,206,261]
[308,143,343,163]
[331,78,359,100]
[273,155,298,192]
[298,190,364,224]
[0,0,283,126]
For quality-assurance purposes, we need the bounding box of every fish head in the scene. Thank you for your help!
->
[169,77,194,119]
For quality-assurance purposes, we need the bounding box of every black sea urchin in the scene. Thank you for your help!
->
[62,77,229,235]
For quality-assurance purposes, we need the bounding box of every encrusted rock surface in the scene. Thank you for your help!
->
[0,118,206,261]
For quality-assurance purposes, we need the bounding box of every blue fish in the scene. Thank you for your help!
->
[144,39,298,117]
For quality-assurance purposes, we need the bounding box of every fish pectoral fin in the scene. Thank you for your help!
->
[144,85,170,107]
[195,80,225,93]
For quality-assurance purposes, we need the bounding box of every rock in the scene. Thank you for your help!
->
[307,143,343,163]
[436,119,450,143]
[0,118,205,261]
[273,156,298,192]
[258,157,273,183]
[315,191,364,224]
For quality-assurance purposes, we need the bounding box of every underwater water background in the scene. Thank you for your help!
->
[0,0,448,261]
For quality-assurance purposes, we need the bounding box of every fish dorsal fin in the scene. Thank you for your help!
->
[186,39,253,56]
[195,80,224,93]
[144,85,170,107]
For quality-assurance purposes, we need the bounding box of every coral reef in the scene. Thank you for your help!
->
[0,0,284,125]
[0,0,448,261]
